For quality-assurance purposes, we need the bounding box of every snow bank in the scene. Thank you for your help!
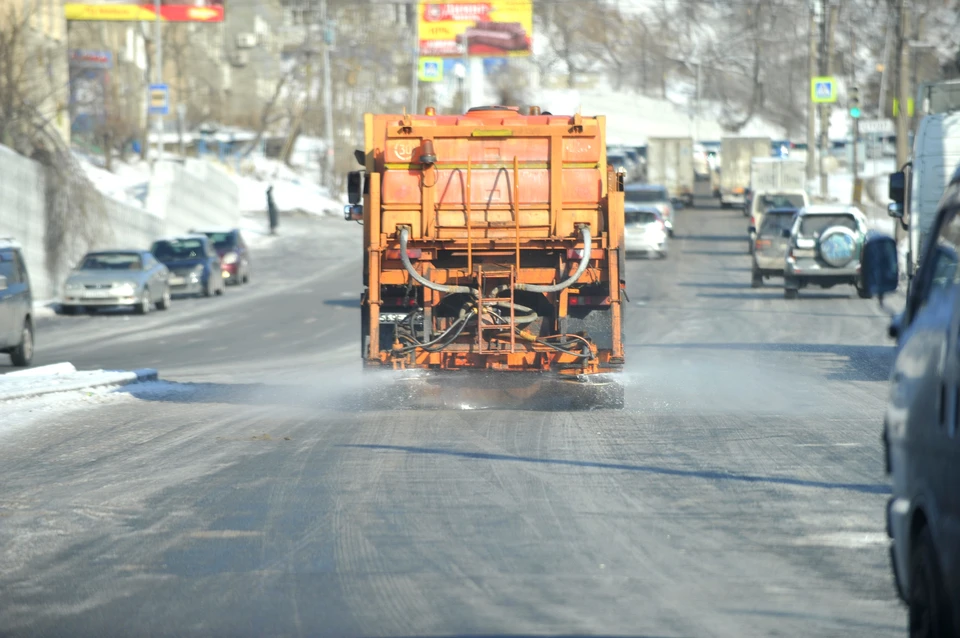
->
[233,156,345,217]
[0,363,158,402]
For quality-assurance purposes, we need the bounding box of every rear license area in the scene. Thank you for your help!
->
[169,276,186,286]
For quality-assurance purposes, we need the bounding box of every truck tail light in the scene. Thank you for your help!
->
[755,239,771,249]
[750,216,756,227]
[386,248,422,260]
[383,297,418,307]
[569,295,611,307]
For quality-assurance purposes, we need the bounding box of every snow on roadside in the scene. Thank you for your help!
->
[0,363,155,402]
[0,380,191,439]
[233,156,345,217]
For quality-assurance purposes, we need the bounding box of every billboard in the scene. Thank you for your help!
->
[65,0,224,22]
[69,50,112,135]
[418,0,532,58]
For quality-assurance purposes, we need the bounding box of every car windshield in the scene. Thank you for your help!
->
[759,193,805,209]
[759,213,796,236]
[799,214,859,237]
[79,253,142,270]
[626,189,668,203]
[203,232,236,250]
[153,239,206,260]
[625,210,658,226]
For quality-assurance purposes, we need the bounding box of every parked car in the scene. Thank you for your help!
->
[624,183,675,236]
[191,228,251,285]
[783,205,870,299]
[750,207,798,287]
[624,205,668,259]
[61,250,171,315]
[150,235,225,298]
[859,166,960,637]
[0,238,34,367]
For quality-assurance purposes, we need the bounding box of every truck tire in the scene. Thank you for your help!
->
[751,268,763,288]
[909,526,955,638]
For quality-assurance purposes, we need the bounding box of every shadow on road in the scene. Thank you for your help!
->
[695,291,857,301]
[338,443,891,495]
[679,234,747,243]
[679,282,754,290]
[324,298,361,308]
[683,250,748,257]
[636,342,894,382]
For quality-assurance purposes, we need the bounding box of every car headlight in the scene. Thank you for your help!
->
[112,282,136,296]
[65,281,83,291]
[222,251,238,265]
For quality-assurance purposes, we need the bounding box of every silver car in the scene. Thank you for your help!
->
[60,250,171,315]
[624,205,668,259]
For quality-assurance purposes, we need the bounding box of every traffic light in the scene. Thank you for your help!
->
[849,86,861,119]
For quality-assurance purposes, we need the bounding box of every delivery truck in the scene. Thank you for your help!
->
[645,137,695,206]
[719,136,771,209]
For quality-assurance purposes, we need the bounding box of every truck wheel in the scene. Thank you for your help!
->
[751,269,763,288]
[909,526,954,638]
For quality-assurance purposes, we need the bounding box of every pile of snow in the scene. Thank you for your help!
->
[72,150,151,208]
[233,155,345,217]
[0,363,157,402]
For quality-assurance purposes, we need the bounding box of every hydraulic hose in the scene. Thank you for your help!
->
[515,225,592,293]
[399,227,475,295]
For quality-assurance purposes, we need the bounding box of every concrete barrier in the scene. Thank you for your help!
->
[0,146,240,301]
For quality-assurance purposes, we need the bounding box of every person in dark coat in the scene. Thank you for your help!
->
[266,185,278,235]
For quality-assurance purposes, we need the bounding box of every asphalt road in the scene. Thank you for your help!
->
[0,205,905,637]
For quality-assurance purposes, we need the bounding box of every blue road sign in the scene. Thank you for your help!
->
[811,76,837,103]
[148,83,169,116]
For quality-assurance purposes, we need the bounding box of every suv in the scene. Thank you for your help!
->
[747,190,809,253]
[0,238,34,367]
[783,205,870,300]
[150,235,225,298]
[859,166,960,637]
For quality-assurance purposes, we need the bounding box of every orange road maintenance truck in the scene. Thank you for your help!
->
[343,105,626,409]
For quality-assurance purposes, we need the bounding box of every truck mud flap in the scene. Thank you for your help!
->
[355,370,625,411]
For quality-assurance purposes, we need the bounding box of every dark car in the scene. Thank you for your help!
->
[150,235,225,298]
[191,228,251,286]
[0,238,33,367]
[860,167,960,637]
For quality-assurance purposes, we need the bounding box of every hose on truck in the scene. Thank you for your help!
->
[398,227,475,295]
[514,225,592,293]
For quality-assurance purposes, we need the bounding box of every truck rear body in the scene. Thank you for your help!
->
[348,107,626,386]
[646,137,695,204]
[720,137,771,206]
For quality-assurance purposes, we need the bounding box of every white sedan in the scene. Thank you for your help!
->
[624,205,668,259]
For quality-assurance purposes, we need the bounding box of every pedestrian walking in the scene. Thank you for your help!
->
[266,185,278,235]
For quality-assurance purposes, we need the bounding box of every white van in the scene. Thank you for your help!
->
[889,109,960,279]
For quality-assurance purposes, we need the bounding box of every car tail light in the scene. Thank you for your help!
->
[569,295,611,307]
[658,220,665,232]
[386,248,422,260]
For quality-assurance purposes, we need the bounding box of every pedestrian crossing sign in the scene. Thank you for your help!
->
[418,58,443,83]
[811,76,837,104]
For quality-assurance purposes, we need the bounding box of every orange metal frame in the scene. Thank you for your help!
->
[359,108,625,376]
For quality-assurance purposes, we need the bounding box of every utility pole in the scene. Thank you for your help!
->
[806,2,818,183]
[321,0,334,188]
[153,0,163,168]
[280,0,315,165]
[819,0,838,198]
[895,0,911,167]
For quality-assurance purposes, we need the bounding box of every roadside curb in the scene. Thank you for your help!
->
[0,368,160,402]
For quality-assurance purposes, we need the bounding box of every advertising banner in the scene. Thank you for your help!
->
[65,0,224,22]
[69,50,112,135]
[418,0,532,58]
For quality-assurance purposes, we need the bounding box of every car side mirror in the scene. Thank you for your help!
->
[347,171,364,205]
[889,171,905,205]
[887,202,904,219]
[343,204,363,221]
[0,275,7,291]
[860,233,899,299]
